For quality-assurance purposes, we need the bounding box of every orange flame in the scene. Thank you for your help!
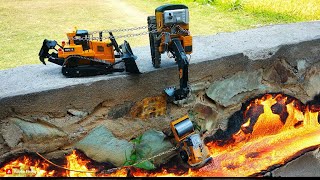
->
[64,150,96,177]
[0,155,55,177]
[1,93,320,177]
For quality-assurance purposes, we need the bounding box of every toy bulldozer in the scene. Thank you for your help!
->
[39,29,140,77]
[170,115,212,168]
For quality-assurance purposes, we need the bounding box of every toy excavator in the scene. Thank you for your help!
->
[39,29,140,77]
[148,4,192,101]
[171,115,212,168]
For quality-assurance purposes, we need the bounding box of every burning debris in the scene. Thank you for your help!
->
[1,93,320,177]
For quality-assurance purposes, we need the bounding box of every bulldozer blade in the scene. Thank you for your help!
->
[123,57,140,74]
[39,39,57,65]
[39,56,46,65]
[121,40,140,74]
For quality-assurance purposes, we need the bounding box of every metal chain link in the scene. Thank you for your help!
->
[91,25,150,34]
[130,145,179,167]
[67,24,190,41]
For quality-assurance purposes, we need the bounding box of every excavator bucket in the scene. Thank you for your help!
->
[121,40,140,74]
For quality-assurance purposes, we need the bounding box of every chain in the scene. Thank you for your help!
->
[35,146,179,175]
[131,145,179,167]
[102,145,179,174]
[67,24,190,41]
[176,25,190,35]
[90,25,150,35]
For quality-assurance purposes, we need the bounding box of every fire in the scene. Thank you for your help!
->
[0,155,55,177]
[0,150,98,177]
[64,150,96,177]
[1,93,320,177]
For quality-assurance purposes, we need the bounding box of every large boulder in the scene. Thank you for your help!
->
[1,119,24,148]
[75,125,133,167]
[9,118,66,143]
[189,103,219,134]
[206,69,267,107]
[135,129,175,166]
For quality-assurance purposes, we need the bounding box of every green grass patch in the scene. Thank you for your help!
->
[0,0,149,70]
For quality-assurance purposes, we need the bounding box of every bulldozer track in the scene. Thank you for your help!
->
[63,55,114,67]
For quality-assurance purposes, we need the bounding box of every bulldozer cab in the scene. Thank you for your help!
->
[74,30,90,51]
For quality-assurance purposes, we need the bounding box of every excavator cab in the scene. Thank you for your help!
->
[170,115,212,168]
[148,4,192,67]
[147,4,192,101]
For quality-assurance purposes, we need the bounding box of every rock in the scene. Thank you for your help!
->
[190,103,219,134]
[190,81,211,93]
[303,62,320,98]
[67,109,88,118]
[1,119,23,148]
[130,96,166,120]
[135,129,175,166]
[99,116,172,141]
[206,69,267,107]
[263,58,298,84]
[244,46,279,61]
[0,134,4,144]
[0,133,10,154]
[75,125,133,167]
[270,148,320,177]
[11,118,66,143]
[43,149,73,160]
[108,101,134,119]
[297,59,308,72]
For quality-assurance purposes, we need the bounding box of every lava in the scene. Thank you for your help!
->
[1,93,320,177]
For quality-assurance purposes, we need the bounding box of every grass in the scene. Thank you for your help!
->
[128,0,319,35]
[0,0,319,70]
[0,0,149,69]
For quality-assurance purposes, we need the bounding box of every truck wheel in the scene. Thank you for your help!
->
[147,16,161,68]
[177,150,190,169]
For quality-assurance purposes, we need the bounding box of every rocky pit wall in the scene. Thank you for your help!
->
[1,21,320,176]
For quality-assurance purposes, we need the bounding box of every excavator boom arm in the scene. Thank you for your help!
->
[165,38,190,101]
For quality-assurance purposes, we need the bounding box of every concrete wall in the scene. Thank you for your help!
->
[0,21,320,119]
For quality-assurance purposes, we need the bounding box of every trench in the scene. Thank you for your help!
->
[1,22,320,177]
